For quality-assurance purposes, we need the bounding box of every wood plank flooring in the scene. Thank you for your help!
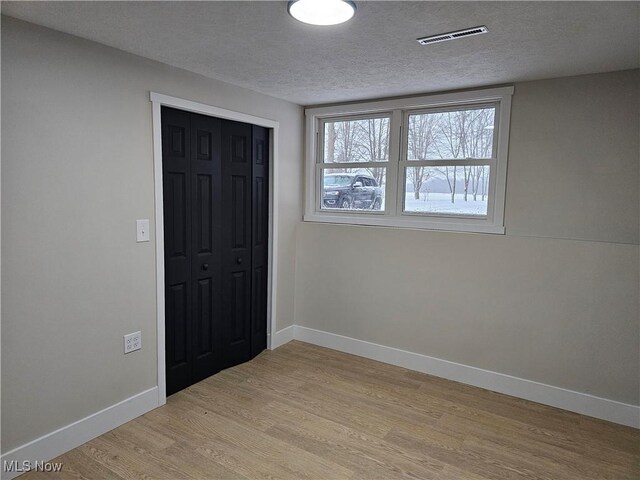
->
[21,341,639,479]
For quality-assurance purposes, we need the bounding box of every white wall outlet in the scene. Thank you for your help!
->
[136,219,150,242]
[124,331,142,354]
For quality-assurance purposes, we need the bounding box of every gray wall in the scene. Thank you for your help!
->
[2,13,638,456]
[294,70,640,405]
[1,17,303,451]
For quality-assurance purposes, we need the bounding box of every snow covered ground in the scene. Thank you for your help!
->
[322,192,487,216]
[404,192,487,216]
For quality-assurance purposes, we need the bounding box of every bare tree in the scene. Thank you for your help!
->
[336,120,357,163]
[439,165,457,203]
[434,108,495,203]
[327,120,360,174]
[326,122,336,163]
[407,114,437,199]
[434,111,464,203]
[466,109,494,201]
[471,166,492,201]
[357,118,389,186]
[481,166,488,201]
[471,166,482,201]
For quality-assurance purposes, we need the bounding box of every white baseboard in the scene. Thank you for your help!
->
[269,325,295,350]
[1,387,159,480]
[291,325,640,429]
[3,327,636,480]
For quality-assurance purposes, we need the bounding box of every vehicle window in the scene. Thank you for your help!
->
[324,175,352,187]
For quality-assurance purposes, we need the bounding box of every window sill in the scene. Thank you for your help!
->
[304,212,505,234]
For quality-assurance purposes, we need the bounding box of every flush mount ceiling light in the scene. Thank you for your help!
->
[288,0,356,26]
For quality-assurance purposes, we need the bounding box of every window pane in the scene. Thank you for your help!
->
[407,107,495,160]
[321,168,386,211]
[404,166,489,216]
[323,117,390,163]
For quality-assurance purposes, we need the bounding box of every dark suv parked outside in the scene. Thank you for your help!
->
[322,173,383,210]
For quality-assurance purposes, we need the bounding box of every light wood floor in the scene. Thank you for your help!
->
[23,341,639,480]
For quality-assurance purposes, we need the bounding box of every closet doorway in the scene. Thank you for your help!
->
[161,106,269,396]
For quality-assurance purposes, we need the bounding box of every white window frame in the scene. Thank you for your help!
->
[317,112,393,215]
[304,86,513,234]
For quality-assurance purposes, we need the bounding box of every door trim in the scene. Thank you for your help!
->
[150,92,280,406]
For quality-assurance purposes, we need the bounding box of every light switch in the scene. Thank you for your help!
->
[136,219,150,242]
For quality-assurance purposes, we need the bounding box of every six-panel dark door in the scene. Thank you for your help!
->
[220,120,252,369]
[251,125,269,357]
[162,107,269,396]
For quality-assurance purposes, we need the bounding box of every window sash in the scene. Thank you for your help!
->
[397,102,497,219]
[399,164,495,220]
[318,112,393,165]
[403,102,500,162]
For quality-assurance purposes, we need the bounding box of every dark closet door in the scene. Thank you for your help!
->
[162,107,192,396]
[162,108,269,395]
[162,107,222,396]
[190,112,222,384]
[250,125,269,357]
[220,120,253,369]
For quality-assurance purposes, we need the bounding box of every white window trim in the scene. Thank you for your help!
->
[304,86,514,234]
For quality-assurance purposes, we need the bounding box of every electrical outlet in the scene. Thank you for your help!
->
[124,331,142,354]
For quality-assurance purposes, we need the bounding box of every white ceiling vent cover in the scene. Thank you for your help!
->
[417,26,488,45]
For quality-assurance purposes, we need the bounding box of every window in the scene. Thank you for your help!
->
[403,105,495,217]
[319,115,389,212]
[305,87,513,233]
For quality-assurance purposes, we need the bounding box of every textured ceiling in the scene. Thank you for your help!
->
[2,1,639,105]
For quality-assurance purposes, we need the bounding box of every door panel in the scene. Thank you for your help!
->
[231,135,248,163]
[166,173,188,259]
[195,175,212,253]
[195,278,213,356]
[162,107,193,395]
[196,130,212,160]
[254,177,265,245]
[221,120,252,369]
[169,125,186,157]
[231,176,248,249]
[189,111,222,385]
[231,271,248,343]
[251,126,269,357]
[167,283,188,367]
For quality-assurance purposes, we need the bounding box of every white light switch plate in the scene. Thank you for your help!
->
[124,331,142,354]
[136,219,150,242]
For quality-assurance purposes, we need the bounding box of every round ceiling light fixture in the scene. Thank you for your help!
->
[288,0,356,26]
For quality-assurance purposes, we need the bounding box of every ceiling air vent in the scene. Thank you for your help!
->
[417,26,488,45]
